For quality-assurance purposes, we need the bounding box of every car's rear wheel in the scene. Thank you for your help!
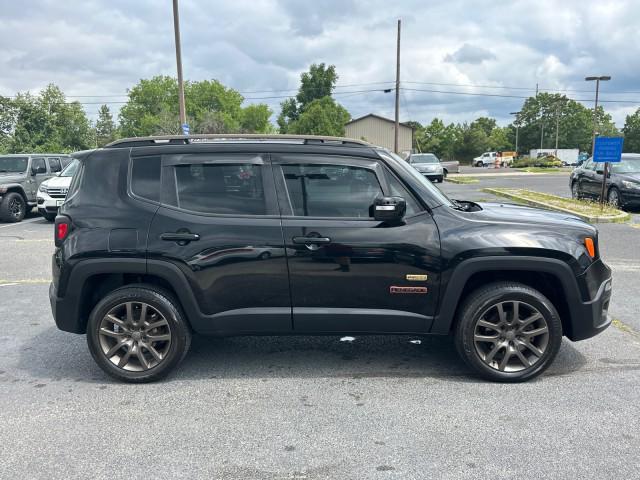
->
[87,285,191,383]
[455,282,562,382]
[571,181,581,199]
[0,192,26,223]
[607,187,622,208]
[42,212,56,222]
[475,161,484,167]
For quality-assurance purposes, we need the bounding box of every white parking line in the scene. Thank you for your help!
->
[0,217,42,229]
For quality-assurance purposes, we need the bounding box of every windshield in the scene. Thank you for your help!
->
[0,156,28,173]
[59,158,80,177]
[411,154,439,164]
[379,150,453,207]
[610,158,640,174]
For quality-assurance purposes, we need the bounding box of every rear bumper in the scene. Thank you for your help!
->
[49,281,84,334]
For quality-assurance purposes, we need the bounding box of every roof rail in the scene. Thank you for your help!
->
[105,134,371,148]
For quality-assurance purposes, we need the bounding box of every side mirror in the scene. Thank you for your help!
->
[373,196,406,222]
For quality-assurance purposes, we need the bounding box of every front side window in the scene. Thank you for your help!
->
[32,157,46,174]
[173,163,265,215]
[282,164,382,218]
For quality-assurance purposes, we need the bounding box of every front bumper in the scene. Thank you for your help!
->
[420,172,443,181]
[620,189,640,207]
[37,191,64,214]
[569,259,612,341]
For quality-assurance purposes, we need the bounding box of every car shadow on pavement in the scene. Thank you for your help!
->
[15,327,588,384]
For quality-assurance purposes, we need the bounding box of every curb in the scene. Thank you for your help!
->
[482,188,631,224]
[445,177,479,184]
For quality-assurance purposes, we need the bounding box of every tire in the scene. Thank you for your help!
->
[43,212,56,222]
[607,187,622,209]
[443,169,448,178]
[475,161,483,167]
[571,181,581,200]
[86,285,192,383]
[454,282,563,382]
[0,192,26,223]
[259,251,271,260]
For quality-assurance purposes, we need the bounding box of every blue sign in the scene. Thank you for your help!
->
[181,123,190,135]
[593,137,623,163]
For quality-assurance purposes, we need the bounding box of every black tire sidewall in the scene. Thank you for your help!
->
[455,283,563,382]
[86,287,190,383]
[608,187,621,208]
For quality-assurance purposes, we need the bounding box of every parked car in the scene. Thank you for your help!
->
[407,153,444,182]
[473,151,498,167]
[0,154,72,222]
[51,134,611,383]
[570,154,640,209]
[37,158,80,221]
[440,158,460,176]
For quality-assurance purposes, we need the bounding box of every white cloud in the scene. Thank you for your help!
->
[0,0,638,127]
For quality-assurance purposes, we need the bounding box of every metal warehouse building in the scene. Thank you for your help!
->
[344,114,414,155]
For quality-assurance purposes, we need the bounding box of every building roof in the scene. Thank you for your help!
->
[345,113,415,129]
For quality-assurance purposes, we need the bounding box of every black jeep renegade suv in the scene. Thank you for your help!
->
[49,135,612,383]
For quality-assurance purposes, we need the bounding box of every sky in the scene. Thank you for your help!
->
[1,0,639,128]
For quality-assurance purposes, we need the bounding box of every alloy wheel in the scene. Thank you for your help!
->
[608,189,620,207]
[571,182,579,199]
[473,300,550,373]
[98,301,172,371]
[9,197,23,220]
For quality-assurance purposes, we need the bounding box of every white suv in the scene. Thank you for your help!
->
[37,159,79,221]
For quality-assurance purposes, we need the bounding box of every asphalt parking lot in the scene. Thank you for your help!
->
[2,177,640,479]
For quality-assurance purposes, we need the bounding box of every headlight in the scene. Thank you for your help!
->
[0,186,7,194]
[38,184,48,193]
[621,180,640,190]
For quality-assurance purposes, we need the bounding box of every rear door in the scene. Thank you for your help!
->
[145,151,291,334]
[272,153,441,334]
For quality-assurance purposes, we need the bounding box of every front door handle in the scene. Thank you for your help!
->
[292,236,331,245]
[160,232,200,244]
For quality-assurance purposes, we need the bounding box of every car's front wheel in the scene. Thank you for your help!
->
[0,192,26,223]
[607,187,622,209]
[87,285,191,383]
[455,282,562,382]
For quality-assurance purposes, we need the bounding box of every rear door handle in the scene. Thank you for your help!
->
[160,232,200,243]
[292,236,331,244]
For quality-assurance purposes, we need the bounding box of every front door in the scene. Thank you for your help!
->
[272,153,441,334]
[145,151,291,334]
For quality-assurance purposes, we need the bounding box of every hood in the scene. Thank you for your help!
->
[42,175,72,188]
[474,202,593,230]
[617,172,640,183]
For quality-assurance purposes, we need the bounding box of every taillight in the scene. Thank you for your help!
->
[55,216,71,247]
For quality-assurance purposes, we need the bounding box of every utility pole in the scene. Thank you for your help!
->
[554,102,561,158]
[540,122,544,150]
[172,0,187,133]
[510,111,520,155]
[394,19,401,153]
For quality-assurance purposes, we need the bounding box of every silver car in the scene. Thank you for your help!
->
[407,153,444,182]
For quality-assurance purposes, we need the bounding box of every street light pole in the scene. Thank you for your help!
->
[172,0,187,131]
[585,76,611,205]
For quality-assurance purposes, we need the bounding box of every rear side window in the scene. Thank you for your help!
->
[48,158,62,173]
[32,157,46,173]
[131,156,161,202]
[282,164,382,218]
[172,163,265,215]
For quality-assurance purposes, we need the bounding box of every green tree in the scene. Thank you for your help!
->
[512,93,617,154]
[0,95,17,153]
[240,104,273,133]
[95,104,116,147]
[487,126,513,151]
[277,63,343,133]
[118,76,272,137]
[287,97,351,136]
[622,108,640,153]
[471,117,497,137]
[7,84,92,153]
